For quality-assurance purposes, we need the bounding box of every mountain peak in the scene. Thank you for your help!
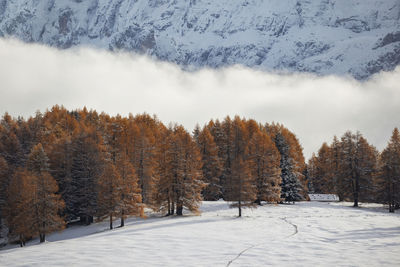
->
[1,0,399,79]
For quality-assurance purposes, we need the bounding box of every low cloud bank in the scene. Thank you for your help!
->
[0,38,399,158]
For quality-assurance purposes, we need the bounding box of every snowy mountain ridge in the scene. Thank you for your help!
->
[0,0,399,79]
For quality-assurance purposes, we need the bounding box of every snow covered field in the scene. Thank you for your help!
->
[1,201,399,266]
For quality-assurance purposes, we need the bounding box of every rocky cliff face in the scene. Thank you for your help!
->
[0,0,399,79]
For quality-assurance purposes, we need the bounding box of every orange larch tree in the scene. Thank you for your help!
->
[6,169,35,246]
[225,117,256,216]
[379,128,400,212]
[248,130,281,204]
[97,162,122,229]
[196,126,223,201]
[27,143,65,243]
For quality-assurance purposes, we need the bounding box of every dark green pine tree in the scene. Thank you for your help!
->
[275,133,302,202]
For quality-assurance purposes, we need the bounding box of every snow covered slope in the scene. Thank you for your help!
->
[1,201,399,266]
[0,0,399,79]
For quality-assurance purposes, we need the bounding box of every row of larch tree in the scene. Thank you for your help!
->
[194,117,307,216]
[0,106,306,247]
[307,128,400,211]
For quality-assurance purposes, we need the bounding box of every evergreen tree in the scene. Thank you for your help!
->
[274,132,303,202]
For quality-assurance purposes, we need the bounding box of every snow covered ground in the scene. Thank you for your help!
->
[1,201,399,266]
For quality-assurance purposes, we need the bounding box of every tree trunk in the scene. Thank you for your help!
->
[389,183,394,212]
[238,199,242,217]
[389,203,394,213]
[40,221,46,242]
[176,203,183,216]
[19,234,24,247]
[39,233,45,243]
[353,196,358,207]
[110,214,113,229]
[120,210,124,227]
[353,183,359,207]
[167,197,171,216]
[81,215,91,225]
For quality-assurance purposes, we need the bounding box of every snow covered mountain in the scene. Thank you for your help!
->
[0,0,399,79]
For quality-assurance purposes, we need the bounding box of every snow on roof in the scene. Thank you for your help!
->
[308,194,339,202]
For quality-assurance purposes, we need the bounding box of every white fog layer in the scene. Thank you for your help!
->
[0,38,399,158]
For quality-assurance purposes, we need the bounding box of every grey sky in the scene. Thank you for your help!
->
[0,38,399,159]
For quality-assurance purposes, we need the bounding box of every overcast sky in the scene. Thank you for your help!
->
[0,38,399,159]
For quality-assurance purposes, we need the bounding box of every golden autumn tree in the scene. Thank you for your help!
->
[379,128,400,212]
[0,156,9,236]
[131,114,160,204]
[103,116,144,226]
[26,143,65,243]
[47,134,75,221]
[196,126,223,201]
[6,169,35,246]
[0,113,23,167]
[175,126,205,215]
[248,130,282,204]
[308,136,341,197]
[330,136,341,196]
[117,157,143,226]
[337,132,378,206]
[312,143,335,193]
[155,125,204,215]
[154,127,174,214]
[97,162,122,229]
[44,106,79,216]
[306,153,318,193]
[225,117,256,216]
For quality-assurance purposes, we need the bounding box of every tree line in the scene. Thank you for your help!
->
[307,129,400,211]
[0,106,306,247]
[1,106,398,247]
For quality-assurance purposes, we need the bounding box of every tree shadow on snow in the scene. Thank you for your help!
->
[324,226,400,242]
